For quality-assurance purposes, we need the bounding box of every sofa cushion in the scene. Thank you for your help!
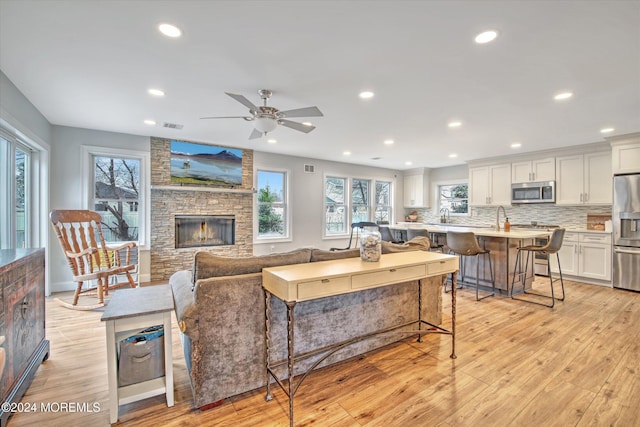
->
[310,248,360,262]
[192,248,312,283]
[381,236,432,253]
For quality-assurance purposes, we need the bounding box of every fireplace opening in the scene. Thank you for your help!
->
[175,215,235,249]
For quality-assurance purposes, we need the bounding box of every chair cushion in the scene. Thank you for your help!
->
[310,248,360,262]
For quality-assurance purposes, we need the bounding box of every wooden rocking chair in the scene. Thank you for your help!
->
[50,209,137,310]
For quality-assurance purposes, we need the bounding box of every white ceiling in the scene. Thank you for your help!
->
[1,0,639,170]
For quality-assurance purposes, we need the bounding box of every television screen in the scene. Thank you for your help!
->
[170,140,243,186]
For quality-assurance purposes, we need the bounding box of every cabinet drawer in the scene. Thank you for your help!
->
[427,258,458,275]
[352,264,426,289]
[297,275,351,300]
[563,232,579,242]
[579,233,611,244]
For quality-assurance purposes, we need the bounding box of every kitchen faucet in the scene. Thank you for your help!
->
[496,205,507,230]
[440,208,450,223]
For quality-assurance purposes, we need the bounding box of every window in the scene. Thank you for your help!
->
[82,146,150,246]
[375,181,392,223]
[325,176,347,235]
[351,179,370,223]
[439,183,469,214]
[325,176,394,236]
[256,169,288,239]
[0,132,32,249]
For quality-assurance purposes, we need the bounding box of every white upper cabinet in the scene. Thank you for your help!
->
[556,151,612,205]
[511,158,555,182]
[469,163,511,206]
[610,135,640,174]
[403,170,430,208]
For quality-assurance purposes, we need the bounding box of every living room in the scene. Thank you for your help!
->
[1,1,640,426]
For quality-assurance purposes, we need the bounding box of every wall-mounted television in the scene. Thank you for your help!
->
[170,140,243,186]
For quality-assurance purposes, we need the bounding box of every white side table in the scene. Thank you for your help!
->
[101,285,174,424]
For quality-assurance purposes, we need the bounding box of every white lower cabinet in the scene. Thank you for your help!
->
[550,232,611,284]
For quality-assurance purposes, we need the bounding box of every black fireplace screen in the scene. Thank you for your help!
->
[175,215,235,248]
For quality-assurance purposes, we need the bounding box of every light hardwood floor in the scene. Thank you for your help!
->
[7,279,640,426]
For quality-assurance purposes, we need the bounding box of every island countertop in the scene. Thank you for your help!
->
[392,223,550,239]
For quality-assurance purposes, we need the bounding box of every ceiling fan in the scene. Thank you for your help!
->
[201,89,324,139]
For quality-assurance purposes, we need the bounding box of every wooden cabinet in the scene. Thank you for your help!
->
[610,135,640,174]
[550,232,611,284]
[469,163,511,206]
[403,170,430,208]
[511,158,555,182]
[555,152,612,205]
[0,249,50,426]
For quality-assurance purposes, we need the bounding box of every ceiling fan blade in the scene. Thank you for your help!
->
[200,116,253,120]
[225,92,259,112]
[249,128,264,140]
[279,119,316,133]
[279,106,324,118]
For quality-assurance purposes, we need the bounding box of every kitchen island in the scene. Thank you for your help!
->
[392,223,551,294]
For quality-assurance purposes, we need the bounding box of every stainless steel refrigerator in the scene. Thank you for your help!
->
[613,174,640,291]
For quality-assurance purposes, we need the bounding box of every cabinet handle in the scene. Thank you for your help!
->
[584,193,588,202]
[580,193,583,202]
[322,279,330,283]
[389,269,397,272]
[532,172,535,181]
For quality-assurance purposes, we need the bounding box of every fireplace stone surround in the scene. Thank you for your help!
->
[150,137,254,281]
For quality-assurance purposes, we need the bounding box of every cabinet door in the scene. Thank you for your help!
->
[489,164,511,205]
[584,151,612,204]
[403,174,424,207]
[532,158,555,181]
[469,167,489,206]
[612,142,640,174]
[550,241,578,275]
[579,243,612,281]
[555,155,583,205]
[512,161,532,183]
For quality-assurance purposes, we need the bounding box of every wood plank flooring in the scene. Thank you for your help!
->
[7,279,640,426]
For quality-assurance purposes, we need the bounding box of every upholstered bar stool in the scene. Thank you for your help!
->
[446,231,495,301]
[510,228,566,308]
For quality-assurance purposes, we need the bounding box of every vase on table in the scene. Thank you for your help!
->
[360,227,382,262]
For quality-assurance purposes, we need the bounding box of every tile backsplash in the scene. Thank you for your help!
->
[407,204,612,229]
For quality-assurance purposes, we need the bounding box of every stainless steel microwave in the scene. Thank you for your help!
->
[511,181,555,204]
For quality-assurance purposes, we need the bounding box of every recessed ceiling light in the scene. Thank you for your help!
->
[267,139,277,144]
[510,142,522,148]
[359,91,374,99]
[475,30,498,44]
[554,92,573,100]
[148,88,165,97]
[302,122,313,127]
[384,139,394,145]
[343,151,351,156]
[448,121,462,128]
[158,23,182,38]
[449,153,458,158]
[143,119,156,126]
[600,127,615,134]
[405,161,413,166]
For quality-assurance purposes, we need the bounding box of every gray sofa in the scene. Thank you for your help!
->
[170,240,445,409]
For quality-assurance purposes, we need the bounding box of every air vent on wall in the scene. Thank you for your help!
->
[163,122,184,130]
[304,164,315,173]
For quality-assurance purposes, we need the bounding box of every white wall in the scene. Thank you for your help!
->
[253,151,404,255]
[49,126,150,291]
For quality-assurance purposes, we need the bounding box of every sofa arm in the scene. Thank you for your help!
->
[170,270,199,339]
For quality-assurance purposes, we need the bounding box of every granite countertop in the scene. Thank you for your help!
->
[392,223,549,239]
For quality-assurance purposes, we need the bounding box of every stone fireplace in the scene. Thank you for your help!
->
[150,137,254,281]
[175,215,235,248]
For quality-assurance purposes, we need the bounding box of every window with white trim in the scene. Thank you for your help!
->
[0,132,32,249]
[439,183,469,215]
[375,180,392,223]
[256,169,289,239]
[82,146,150,247]
[325,176,347,235]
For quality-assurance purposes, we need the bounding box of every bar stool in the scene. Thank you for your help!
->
[446,231,495,301]
[510,228,566,308]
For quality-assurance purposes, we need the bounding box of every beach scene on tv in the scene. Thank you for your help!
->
[170,140,243,186]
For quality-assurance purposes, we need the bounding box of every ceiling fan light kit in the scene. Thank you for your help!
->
[202,89,323,139]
